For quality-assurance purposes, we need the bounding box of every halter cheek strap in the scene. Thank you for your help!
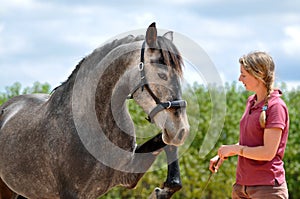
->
[128,41,187,123]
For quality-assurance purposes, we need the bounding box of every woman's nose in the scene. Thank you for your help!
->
[238,75,242,82]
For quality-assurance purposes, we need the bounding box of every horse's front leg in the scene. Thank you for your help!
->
[134,133,182,199]
[149,146,182,199]
[135,133,166,154]
[164,145,182,192]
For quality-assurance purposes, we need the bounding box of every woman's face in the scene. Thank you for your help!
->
[238,65,260,92]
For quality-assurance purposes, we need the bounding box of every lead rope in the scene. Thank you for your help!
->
[200,157,220,198]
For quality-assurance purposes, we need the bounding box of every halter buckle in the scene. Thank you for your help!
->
[139,62,144,71]
[166,101,171,109]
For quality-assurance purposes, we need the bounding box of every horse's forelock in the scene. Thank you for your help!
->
[157,36,183,77]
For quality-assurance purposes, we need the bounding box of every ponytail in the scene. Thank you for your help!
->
[259,71,273,128]
[259,104,268,128]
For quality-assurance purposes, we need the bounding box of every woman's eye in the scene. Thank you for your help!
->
[158,73,168,81]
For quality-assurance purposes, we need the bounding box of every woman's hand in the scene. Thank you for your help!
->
[210,144,242,173]
[209,155,223,173]
[218,145,239,159]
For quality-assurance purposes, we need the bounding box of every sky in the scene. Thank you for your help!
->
[1,0,300,92]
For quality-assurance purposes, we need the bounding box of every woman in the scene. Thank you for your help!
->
[209,51,289,198]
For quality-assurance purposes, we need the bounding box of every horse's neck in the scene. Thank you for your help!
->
[71,43,142,152]
[48,40,142,157]
[94,56,138,150]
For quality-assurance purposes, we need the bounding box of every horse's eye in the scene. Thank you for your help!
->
[158,73,168,81]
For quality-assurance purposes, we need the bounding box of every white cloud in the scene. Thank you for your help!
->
[134,13,157,27]
[285,81,300,90]
[282,25,300,57]
[63,34,108,50]
[0,0,43,13]
[0,34,32,55]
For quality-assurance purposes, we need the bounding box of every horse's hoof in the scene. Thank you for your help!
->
[148,187,173,199]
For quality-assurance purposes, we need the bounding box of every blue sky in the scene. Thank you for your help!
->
[1,0,300,91]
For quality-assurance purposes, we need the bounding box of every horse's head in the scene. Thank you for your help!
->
[130,23,189,146]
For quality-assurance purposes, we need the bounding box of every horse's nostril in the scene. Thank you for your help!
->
[177,129,185,141]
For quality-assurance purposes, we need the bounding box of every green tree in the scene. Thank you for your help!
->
[0,82,51,105]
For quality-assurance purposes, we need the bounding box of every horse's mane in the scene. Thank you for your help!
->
[51,33,183,93]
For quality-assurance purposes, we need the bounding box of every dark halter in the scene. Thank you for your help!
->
[128,41,187,123]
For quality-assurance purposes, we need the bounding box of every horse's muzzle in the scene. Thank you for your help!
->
[163,127,189,146]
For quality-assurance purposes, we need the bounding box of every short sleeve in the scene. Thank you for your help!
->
[265,103,288,130]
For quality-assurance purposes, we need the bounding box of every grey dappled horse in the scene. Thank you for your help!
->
[0,23,189,199]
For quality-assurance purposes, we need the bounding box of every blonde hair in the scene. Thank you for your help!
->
[239,51,275,128]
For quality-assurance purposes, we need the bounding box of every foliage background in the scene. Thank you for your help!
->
[0,82,299,199]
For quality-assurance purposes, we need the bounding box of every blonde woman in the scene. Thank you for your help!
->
[210,51,289,198]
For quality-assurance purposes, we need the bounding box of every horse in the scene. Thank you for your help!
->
[0,22,189,199]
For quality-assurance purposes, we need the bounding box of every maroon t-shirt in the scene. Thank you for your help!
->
[236,90,289,186]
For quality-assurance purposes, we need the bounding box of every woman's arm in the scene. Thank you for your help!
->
[218,128,282,161]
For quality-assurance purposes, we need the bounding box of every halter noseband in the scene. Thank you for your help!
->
[128,41,187,123]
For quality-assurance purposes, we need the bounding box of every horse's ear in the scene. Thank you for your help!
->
[163,31,173,41]
[146,22,157,48]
